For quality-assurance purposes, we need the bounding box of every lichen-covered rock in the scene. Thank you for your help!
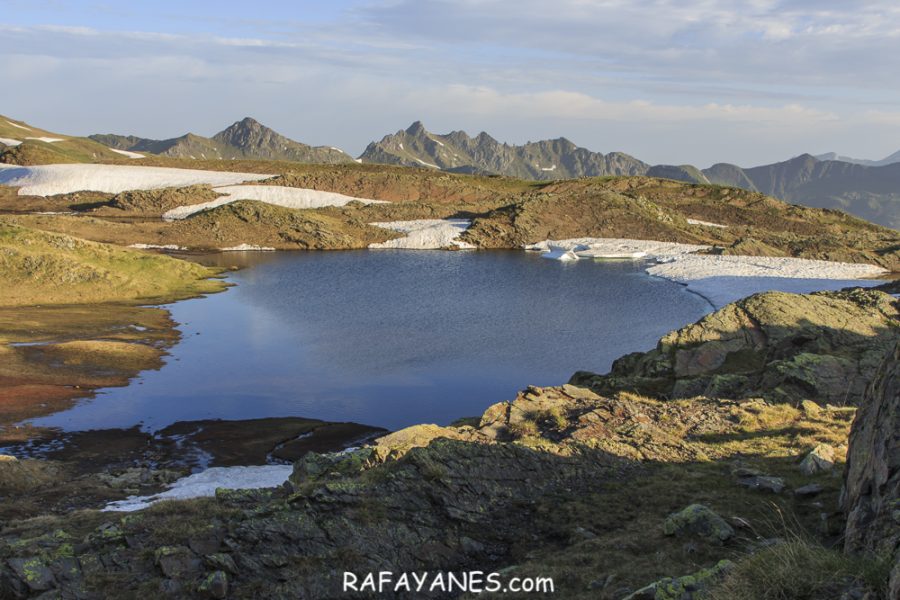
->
[842,342,900,597]
[663,504,734,542]
[623,559,734,600]
[573,289,900,406]
[197,570,228,599]
[799,443,837,476]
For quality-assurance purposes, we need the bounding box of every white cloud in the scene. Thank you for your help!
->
[0,1,897,166]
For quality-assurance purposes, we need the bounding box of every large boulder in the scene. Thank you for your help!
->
[842,342,900,597]
[573,289,900,406]
[663,504,734,542]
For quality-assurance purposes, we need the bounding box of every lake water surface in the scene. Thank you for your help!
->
[33,251,710,431]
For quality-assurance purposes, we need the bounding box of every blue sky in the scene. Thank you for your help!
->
[1,0,899,166]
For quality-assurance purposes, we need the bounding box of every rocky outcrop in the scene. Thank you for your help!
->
[573,289,900,407]
[842,342,900,597]
[104,185,222,217]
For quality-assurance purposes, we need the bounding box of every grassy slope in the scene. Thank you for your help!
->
[0,219,226,306]
[0,115,125,165]
[462,176,900,269]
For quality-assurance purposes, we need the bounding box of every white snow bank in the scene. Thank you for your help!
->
[6,121,30,131]
[128,243,186,251]
[220,244,275,251]
[26,137,64,143]
[0,164,271,196]
[527,237,886,309]
[162,185,386,220]
[369,219,475,250]
[686,218,728,228]
[526,238,708,261]
[110,148,145,159]
[103,465,293,512]
[648,254,885,281]
[648,254,886,309]
[541,165,557,172]
[0,137,21,147]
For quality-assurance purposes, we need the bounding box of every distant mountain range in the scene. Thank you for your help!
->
[90,117,354,165]
[3,113,900,229]
[814,150,900,168]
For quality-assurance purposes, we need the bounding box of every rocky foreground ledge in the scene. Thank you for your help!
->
[1,289,898,598]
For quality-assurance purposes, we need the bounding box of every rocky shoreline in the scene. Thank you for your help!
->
[0,288,897,598]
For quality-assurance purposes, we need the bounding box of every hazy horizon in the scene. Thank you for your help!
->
[2,0,898,168]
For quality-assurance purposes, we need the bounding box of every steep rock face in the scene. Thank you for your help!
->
[572,289,900,406]
[359,121,648,180]
[842,342,900,596]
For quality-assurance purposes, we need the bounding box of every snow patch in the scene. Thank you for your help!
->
[369,219,474,250]
[103,465,293,512]
[354,158,363,164]
[0,137,21,147]
[162,185,386,220]
[540,165,557,172]
[686,218,728,229]
[220,244,276,251]
[526,238,707,260]
[5,121,30,131]
[414,158,439,169]
[26,137,64,143]
[0,164,271,196]
[399,143,404,150]
[110,148,146,159]
[128,243,186,251]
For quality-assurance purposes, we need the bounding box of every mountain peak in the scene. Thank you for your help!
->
[405,121,427,136]
[222,117,267,134]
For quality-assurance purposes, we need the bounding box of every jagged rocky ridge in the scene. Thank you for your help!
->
[90,118,353,165]
[2,288,898,598]
[359,121,648,180]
